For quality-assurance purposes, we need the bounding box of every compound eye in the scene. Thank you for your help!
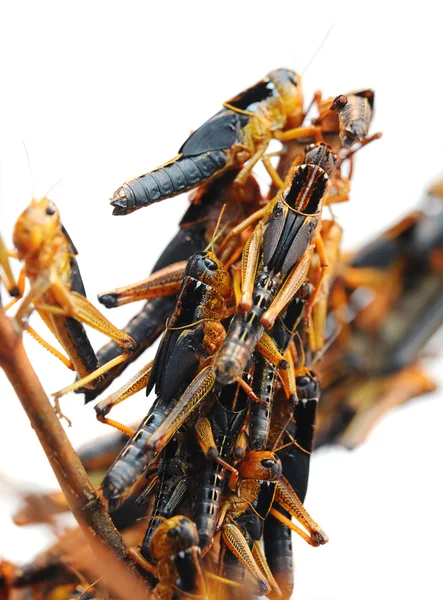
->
[297,375,310,388]
[305,143,316,152]
[261,459,276,469]
[45,202,56,216]
[204,258,218,272]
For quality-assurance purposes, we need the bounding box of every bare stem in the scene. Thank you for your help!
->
[0,306,148,596]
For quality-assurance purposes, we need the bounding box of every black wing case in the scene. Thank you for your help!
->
[111,110,248,214]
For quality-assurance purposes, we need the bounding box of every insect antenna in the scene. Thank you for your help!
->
[22,141,65,200]
[204,203,227,253]
[301,25,335,77]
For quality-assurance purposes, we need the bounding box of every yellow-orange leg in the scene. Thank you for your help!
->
[0,236,19,296]
[66,291,136,351]
[274,475,328,546]
[339,366,436,450]
[274,124,325,143]
[52,353,131,399]
[325,175,351,205]
[256,334,295,400]
[23,323,74,370]
[12,276,50,324]
[221,523,271,595]
[261,249,313,330]
[205,571,243,589]
[92,361,153,435]
[126,546,156,574]
[146,366,215,455]
[240,221,265,311]
[216,206,267,257]
[27,287,136,353]
[303,236,329,331]
[251,540,282,598]
[195,417,239,479]
[262,155,285,190]
[234,142,270,187]
[235,376,268,405]
[99,260,186,308]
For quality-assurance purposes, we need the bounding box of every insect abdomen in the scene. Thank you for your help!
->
[111,151,228,215]
[101,403,169,509]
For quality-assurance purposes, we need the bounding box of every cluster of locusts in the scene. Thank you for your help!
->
[1,68,442,600]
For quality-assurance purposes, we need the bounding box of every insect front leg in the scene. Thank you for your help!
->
[12,275,51,327]
[92,361,154,436]
[234,141,271,187]
[0,236,20,297]
[3,267,26,311]
[216,206,268,257]
[261,153,285,190]
[195,417,240,480]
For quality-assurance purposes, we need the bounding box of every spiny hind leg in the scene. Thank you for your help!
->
[68,291,135,351]
[146,366,216,455]
[221,523,271,595]
[23,323,74,370]
[251,540,282,598]
[52,352,136,399]
[240,221,264,311]
[274,475,328,546]
[98,260,186,308]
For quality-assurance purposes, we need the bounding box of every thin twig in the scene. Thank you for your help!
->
[0,305,149,597]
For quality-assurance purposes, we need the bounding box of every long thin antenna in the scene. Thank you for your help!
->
[204,203,227,253]
[22,140,35,199]
[43,175,65,199]
[302,25,335,76]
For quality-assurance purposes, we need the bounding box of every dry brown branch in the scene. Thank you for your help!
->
[0,304,149,598]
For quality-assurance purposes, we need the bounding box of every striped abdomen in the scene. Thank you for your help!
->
[193,393,247,550]
[263,511,294,600]
[101,399,170,510]
[250,354,276,450]
[339,94,373,148]
[140,441,188,564]
[111,150,228,215]
[214,269,280,386]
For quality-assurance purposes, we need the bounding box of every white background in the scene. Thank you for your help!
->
[0,3,442,599]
